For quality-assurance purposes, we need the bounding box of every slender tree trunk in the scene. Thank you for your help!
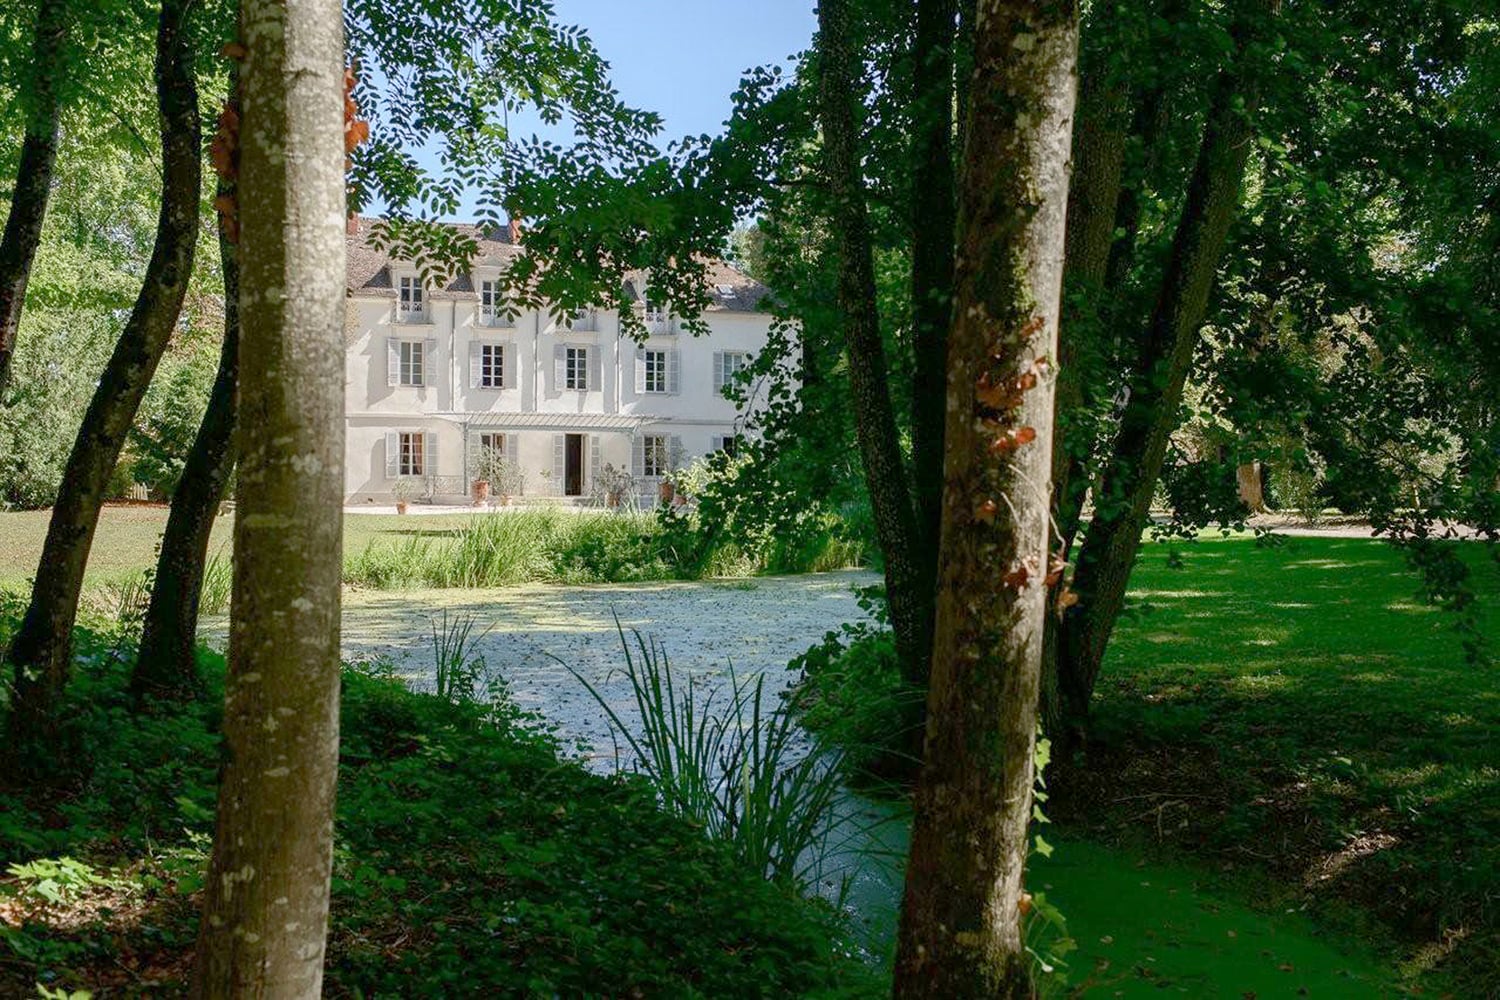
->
[0,0,68,397]
[133,155,240,700]
[1057,0,1279,727]
[815,0,928,688]
[894,0,1079,994]
[910,0,957,600]
[189,0,346,992]
[1040,44,1130,736]
[5,0,200,751]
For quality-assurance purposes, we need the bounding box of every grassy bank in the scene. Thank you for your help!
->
[0,506,866,604]
[790,534,1500,993]
[0,612,878,997]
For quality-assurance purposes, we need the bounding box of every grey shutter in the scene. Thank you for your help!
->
[712,351,725,393]
[423,337,438,387]
[670,435,683,471]
[634,348,647,395]
[425,432,438,479]
[632,435,645,477]
[385,432,400,477]
[387,338,400,387]
[553,344,566,390]
[667,350,681,394]
[552,434,566,494]
[501,342,513,389]
[467,430,481,476]
[589,434,601,489]
[469,340,482,388]
[505,433,519,467]
[587,346,601,391]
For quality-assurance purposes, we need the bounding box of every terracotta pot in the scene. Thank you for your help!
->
[659,480,675,503]
[673,492,688,507]
[607,491,622,508]
[472,479,491,504]
[396,500,409,515]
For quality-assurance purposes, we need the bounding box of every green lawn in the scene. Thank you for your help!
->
[1056,533,1500,994]
[0,506,479,588]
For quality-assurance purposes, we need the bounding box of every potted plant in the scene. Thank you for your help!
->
[594,463,633,509]
[658,473,675,505]
[391,476,420,514]
[471,445,504,506]
[494,459,526,505]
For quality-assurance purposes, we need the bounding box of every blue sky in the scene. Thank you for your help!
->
[404,1,816,220]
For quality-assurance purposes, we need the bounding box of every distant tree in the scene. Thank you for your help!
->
[893,0,1079,993]
[5,0,202,751]
[189,0,347,991]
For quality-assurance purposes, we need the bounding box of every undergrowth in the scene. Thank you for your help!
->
[0,613,879,998]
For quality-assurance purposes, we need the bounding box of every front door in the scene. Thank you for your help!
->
[564,433,584,496]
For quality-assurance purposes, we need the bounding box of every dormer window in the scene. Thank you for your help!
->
[398,276,427,322]
[566,308,596,332]
[643,293,666,323]
[478,279,509,327]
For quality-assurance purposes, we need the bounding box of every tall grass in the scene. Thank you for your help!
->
[567,625,847,887]
[343,508,864,590]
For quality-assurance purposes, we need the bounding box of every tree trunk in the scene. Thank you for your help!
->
[0,0,68,397]
[133,156,241,700]
[815,0,928,689]
[1057,0,1279,727]
[1040,42,1130,736]
[1237,460,1265,512]
[893,0,1079,994]
[5,0,200,751]
[189,0,346,992]
[910,0,957,610]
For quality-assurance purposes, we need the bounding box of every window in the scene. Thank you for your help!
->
[641,435,669,478]
[714,350,748,393]
[643,293,666,322]
[567,308,595,332]
[642,349,667,393]
[716,435,739,457]
[479,343,504,388]
[398,432,425,476]
[479,280,507,326]
[479,432,505,453]
[399,340,425,386]
[565,346,589,390]
[398,276,426,321]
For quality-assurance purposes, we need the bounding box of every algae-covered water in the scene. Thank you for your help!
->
[271,575,1393,996]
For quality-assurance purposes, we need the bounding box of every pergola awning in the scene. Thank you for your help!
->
[440,411,649,432]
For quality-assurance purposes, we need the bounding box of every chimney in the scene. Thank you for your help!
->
[507,216,523,244]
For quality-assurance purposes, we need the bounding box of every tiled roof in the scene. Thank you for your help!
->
[347,216,770,312]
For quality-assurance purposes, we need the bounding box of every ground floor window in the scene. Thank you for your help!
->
[641,435,669,478]
[715,435,738,457]
[399,432,425,476]
[478,432,506,456]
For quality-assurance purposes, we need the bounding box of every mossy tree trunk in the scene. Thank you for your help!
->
[6,0,200,752]
[133,147,241,700]
[188,0,346,991]
[815,0,929,689]
[893,0,1079,994]
[0,0,67,397]
[1057,0,1280,728]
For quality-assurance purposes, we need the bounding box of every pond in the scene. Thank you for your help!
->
[326,574,1394,996]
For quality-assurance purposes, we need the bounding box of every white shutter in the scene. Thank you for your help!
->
[632,436,645,477]
[387,339,400,387]
[634,348,647,395]
[469,340,482,388]
[670,435,682,471]
[467,430,482,476]
[712,351,725,393]
[423,338,437,387]
[385,432,400,478]
[425,432,438,479]
[588,346,601,392]
[552,434,566,494]
[667,350,681,394]
[589,434,601,489]
[501,342,513,389]
[505,433,519,468]
[553,344,566,390]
